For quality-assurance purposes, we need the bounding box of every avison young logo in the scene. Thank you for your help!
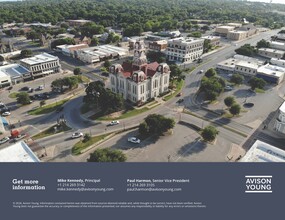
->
[245,176,272,193]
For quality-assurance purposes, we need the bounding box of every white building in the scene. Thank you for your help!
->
[274,101,285,134]
[0,141,40,162]
[256,64,285,84]
[240,140,285,162]
[55,44,89,57]
[76,45,128,64]
[269,41,285,51]
[20,53,61,79]
[270,58,285,68]
[0,71,11,87]
[109,41,170,105]
[0,64,29,84]
[234,60,259,76]
[258,48,285,59]
[217,55,262,74]
[166,37,204,63]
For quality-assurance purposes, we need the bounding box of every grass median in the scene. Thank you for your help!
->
[72,133,111,155]
[8,92,19,98]
[32,123,72,140]
[163,80,184,101]
[28,99,69,115]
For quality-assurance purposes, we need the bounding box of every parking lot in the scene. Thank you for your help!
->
[203,72,285,127]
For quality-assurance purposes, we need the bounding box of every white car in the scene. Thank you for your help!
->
[71,132,83,139]
[109,120,120,126]
[37,85,44,90]
[128,137,141,144]
[0,137,10,144]
[1,111,10,116]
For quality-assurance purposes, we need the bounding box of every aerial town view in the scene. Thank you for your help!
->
[1,0,285,162]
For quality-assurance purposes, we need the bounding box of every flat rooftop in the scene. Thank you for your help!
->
[21,53,59,65]
[0,141,40,162]
[257,64,285,78]
[79,44,128,57]
[0,64,29,78]
[216,25,235,29]
[240,140,285,162]
[168,37,204,44]
[236,60,259,69]
[258,48,285,55]
[217,58,240,68]
[56,44,88,50]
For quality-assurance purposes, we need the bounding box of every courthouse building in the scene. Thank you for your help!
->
[109,41,170,105]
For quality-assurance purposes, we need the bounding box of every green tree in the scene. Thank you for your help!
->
[235,44,256,57]
[201,126,219,142]
[147,51,166,63]
[39,100,46,107]
[229,103,241,116]
[200,77,224,101]
[203,39,212,53]
[224,96,235,108]
[123,23,143,37]
[87,149,127,162]
[230,74,244,85]
[104,60,111,69]
[84,81,124,114]
[83,133,91,143]
[205,68,216,78]
[169,64,185,81]
[188,31,202,38]
[248,77,266,90]
[26,30,40,41]
[17,92,31,105]
[139,122,149,136]
[51,38,75,49]
[73,67,82,75]
[256,39,270,49]
[142,114,175,136]
[80,22,105,38]
[90,37,99,46]
[20,49,32,58]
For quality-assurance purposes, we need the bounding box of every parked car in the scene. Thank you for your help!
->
[176,92,182,97]
[20,86,32,91]
[177,98,184,104]
[1,111,10,116]
[198,70,204,74]
[128,137,141,144]
[71,132,83,139]
[37,85,44,90]
[109,120,120,126]
[224,86,233,91]
[0,137,10,144]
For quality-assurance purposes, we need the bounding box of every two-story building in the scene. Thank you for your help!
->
[109,41,170,105]
[20,53,61,79]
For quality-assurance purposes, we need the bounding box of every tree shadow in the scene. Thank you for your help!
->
[233,89,256,99]
[177,139,207,156]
